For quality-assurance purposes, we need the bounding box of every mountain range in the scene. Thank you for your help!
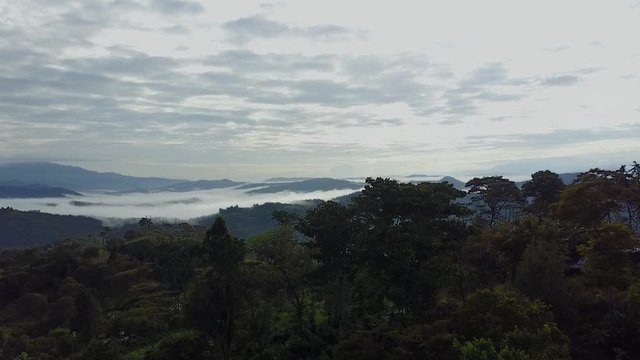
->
[0,162,581,199]
[0,184,81,198]
[0,162,184,192]
[0,207,103,247]
[0,162,585,247]
[0,162,365,196]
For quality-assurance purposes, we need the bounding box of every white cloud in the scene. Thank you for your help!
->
[1,187,359,220]
[0,0,639,180]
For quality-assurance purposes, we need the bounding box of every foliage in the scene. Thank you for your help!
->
[0,162,639,359]
[522,170,565,215]
[466,176,524,226]
[0,207,103,248]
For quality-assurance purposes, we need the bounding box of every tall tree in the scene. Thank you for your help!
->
[298,201,355,339]
[578,224,638,332]
[70,289,103,342]
[555,168,629,228]
[186,217,245,360]
[514,219,568,314]
[249,225,314,331]
[466,176,524,227]
[522,170,565,215]
[453,287,570,360]
[350,178,468,320]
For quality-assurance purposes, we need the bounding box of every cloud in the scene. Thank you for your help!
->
[208,50,335,74]
[305,24,355,40]
[0,47,430,169]
[1,1,637,179]
[222,15,361,44]
[223,15,289,39]
[0,187,359,220]
[544,45,570,52]
[439,62,528,116]
[461,62,509,86]
[540,75,581,87]
[482,154,637,179]
[464,124,640,151]
[0,41,532,166]
[61,52,179,76]
[149,0,204,14]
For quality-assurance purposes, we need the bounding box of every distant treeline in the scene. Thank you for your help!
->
[0,208,104,247]
[0,163,639,359]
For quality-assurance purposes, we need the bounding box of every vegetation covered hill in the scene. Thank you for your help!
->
[0,162,185,192]
[194,201,319,239]
[0,162,361,194]
[240,178,363,194]
[0,208,104,248]
[0,162,639,359]
[0,185,81,198]
[148,179,244,192]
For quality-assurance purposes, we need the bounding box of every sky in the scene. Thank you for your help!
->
[1,0,639,181]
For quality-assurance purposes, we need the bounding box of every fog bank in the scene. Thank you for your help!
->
[0,187,361,220]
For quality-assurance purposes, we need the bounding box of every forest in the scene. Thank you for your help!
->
[1,163,640,360]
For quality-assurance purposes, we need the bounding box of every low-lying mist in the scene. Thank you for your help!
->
[1,187,361,221]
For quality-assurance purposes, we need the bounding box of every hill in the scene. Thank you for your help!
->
[0,162,185,192]
[245,178,363,194]
[134,179,244,193]
[193,201,319,239]
[558,172,579,184]
[0,184,81,198]
[0,207,104,247]
[436,176,467,189]
[264,177,314,182]
[515,172,579,188]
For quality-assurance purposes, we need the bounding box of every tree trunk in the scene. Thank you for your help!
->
[608,286,617,333]
[222,306,233,360]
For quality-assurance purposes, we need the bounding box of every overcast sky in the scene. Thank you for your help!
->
[1,0,639,181]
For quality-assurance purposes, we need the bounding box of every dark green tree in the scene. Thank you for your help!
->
[70,290,103,342]
[186,217,245,360]
[453,287,570,359]
[350,178,468,320]
[298,201,355,339]
[522,170,565,215]
[514,220,569,316]
[556,167,635,228]
[466,176,524,226]
[249,225,314,331]
[578,224,638,332]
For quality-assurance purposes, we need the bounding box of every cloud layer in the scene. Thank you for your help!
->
[1,0,639,179]
[1,187,358,220]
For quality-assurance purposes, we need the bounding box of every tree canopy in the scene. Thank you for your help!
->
[1,162,639,359]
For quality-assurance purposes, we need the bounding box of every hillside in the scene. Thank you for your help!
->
[0,162,185,192]
[437,176,467,189]
[154,179,243,192]
[1,165,638,359]
[194,201,319,239]
[0,184,81,198]
[0,207,104,247]
[245,178,363,194]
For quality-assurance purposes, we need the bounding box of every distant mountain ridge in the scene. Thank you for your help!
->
[0,162,581,196]
[0,162,185,192]
[0,163,249,193]
[514,172,578,188]
[436,176,467,189]
[264,177,314,182]
[0,207,103,247]
[245,178,363,194]
[0,184,81,198]
[129,179,245,193]
[407,174,442,178]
